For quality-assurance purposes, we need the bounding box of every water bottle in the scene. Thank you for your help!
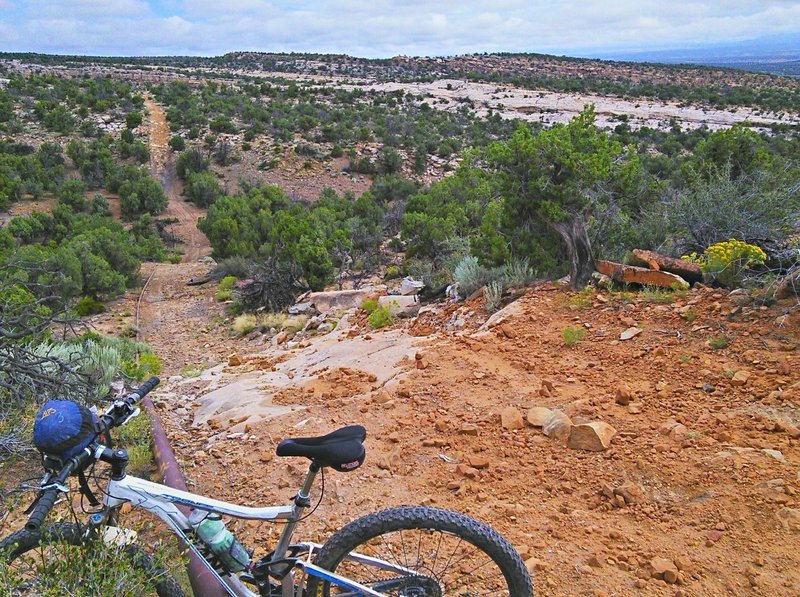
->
[189,510,250,572]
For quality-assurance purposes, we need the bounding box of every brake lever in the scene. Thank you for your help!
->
[41,482,69,493]
[119,407,141,426]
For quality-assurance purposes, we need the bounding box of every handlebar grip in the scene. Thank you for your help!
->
[132,376,160,400]
[25,489,59,532]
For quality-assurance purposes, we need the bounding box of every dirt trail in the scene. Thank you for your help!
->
[144,96,211,264]
[131,99,225,369]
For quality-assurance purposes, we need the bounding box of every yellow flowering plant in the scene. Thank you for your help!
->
[682,239,766,288]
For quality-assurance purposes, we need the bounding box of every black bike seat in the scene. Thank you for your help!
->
[276,425,367,472]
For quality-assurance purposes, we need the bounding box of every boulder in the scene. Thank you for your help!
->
[527,406,553,427]
[542,410,572,443]
[288,301,315,315]
[308,288,385,313]
[568,421,617,451]
[500,406,525,430]
[378,294,420,315]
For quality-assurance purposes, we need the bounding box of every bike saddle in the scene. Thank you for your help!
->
[276,425,366,472]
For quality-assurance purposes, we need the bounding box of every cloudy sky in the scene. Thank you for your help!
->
[0,0,799,58]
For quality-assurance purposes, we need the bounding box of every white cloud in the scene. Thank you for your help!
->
[0,1,798,57]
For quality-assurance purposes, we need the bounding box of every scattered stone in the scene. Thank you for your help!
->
[568,421,617,451]
[288,301,314,315]
[374,390,392,404]
[614,481,645,505]
[227,354,243,367]
[730,370,751,386]
[706,529,723,545]
[259,451,273,463]
[542,410,573,443]
[500,323,518,339]
[776,507,800,532]
[501,406,525,430]
[456,464,479,478]
[761,448,784,462]
[615,385,633,405]
[527,406,553,427]
[460,423,479,436]
[649,558,679,583]
[467,455,490,469]
[620,327,643,341]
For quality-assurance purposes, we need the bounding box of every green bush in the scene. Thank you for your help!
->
[168,135,185,151]
[360,299,380,314]
[501,258,537,288]
[0,540,181,596]
[74,296,106,316]
[217,275,237,291]
[561,326,586,346]
[483,280,503,313]
[121,352,162,381]
[214,289,232,302]
[367,305,394,329]
[454,256,497,297]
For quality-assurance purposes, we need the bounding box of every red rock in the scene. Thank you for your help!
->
[501,406,525,430]
[730,370,751,386]
[460,423,479,436]
[500,324,518,339]
[615,385,633,405]
[467,455,490,469]
[614,481,645,505]
[542,410,572,443]
[227,354,243,366]
[527,406,553,427]
[456,464,479,478]
[649,557,678,581]
[568,421,617,451]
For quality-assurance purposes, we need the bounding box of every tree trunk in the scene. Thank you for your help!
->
[551,216,594,289]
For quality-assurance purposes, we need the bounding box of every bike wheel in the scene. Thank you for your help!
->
[306,506,533,596]
[0,523,186,597]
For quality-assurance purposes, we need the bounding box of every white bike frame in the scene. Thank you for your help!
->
[99,457,411,597]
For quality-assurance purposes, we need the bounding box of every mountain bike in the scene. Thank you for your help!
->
[0,377,533,596]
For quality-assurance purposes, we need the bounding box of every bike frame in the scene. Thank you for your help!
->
[99,464,411,597]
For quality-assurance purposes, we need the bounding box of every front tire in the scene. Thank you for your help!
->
[0,523,186,597]
[306,506,533,596]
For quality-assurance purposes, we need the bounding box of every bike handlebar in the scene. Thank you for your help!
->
[25,488,59,532]
[25,376,160,533]
[96,375,160,434]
